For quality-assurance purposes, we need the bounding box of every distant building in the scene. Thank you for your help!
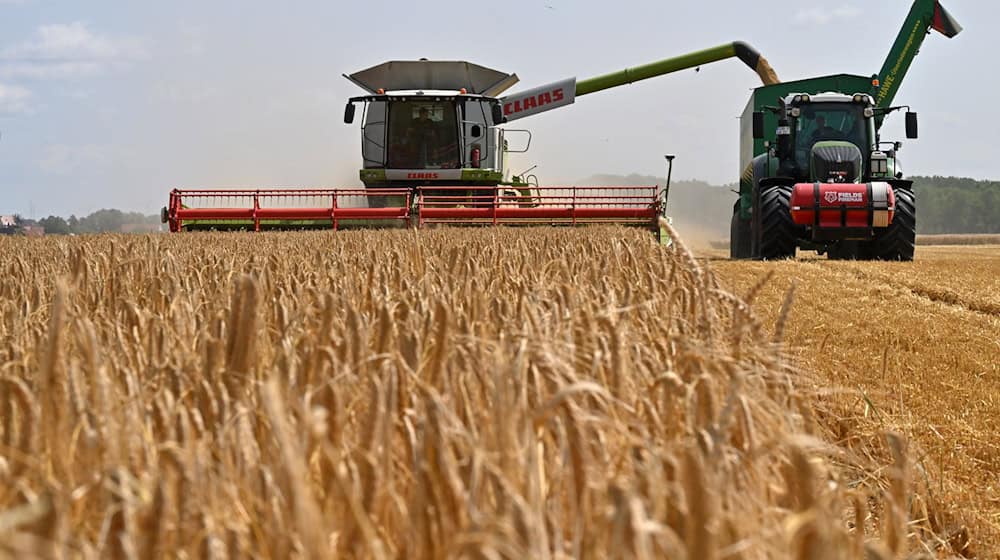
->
[0,215,17,235]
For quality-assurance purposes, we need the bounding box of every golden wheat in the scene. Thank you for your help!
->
[0,228,976,558]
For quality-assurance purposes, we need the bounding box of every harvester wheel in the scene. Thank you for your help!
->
[869,188,916,261]
[758,185,797,260]
[730,200,751,259]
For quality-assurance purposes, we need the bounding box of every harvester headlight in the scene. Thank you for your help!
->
[793,95,801,103]
[800,94,810,102]
[790,107,801,117]
[864,107,874,118]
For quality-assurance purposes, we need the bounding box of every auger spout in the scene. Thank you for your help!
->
[575,41,779,97]
[501,41,779,121]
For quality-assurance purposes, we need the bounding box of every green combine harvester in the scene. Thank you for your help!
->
[731,0,962,261]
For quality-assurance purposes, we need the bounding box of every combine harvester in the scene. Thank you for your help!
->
[731,0,961,260]
[164,42,779,238]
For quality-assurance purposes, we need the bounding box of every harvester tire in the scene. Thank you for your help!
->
[730,200,751,259]
[869,187,916,261]
[758,185,797,260]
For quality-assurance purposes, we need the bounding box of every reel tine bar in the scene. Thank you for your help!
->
[166,186,662,232]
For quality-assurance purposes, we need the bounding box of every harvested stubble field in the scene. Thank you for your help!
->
[711,243,1000,558]
[0,228,984,558]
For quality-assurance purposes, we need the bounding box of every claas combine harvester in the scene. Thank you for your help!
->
[164,42,780,239]
[731,0,961,261]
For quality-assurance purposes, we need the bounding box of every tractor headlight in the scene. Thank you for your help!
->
[870,151,889,175]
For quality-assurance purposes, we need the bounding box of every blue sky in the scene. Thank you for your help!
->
[0,0,990,217]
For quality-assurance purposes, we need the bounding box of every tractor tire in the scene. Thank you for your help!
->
[868,188,916,261]
[730,200,752,259]
[758,185,798,260]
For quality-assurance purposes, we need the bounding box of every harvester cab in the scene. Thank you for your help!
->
[342,60,522,193]
[731,0,961,262]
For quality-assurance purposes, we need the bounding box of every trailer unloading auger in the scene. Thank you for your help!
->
[164,41,780,235]
[874,0,961,111]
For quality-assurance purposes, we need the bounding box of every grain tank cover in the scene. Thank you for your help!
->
[345,60,519,96]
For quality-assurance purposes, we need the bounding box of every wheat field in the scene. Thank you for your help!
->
[0,227,980,558]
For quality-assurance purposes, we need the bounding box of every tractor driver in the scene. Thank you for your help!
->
[810,116,839,142]
[407,107,437,166]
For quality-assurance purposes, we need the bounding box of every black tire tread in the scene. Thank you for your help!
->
[758,185,797,260]
[869,188,916,261]
[730,200,752,259]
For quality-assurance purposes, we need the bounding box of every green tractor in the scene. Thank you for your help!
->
[731,0,961,261]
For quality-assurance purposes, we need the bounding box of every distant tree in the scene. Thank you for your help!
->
[911,176,1000,234]
[77,209,126,233]
[67,215,79,233]
[38,215,71,234]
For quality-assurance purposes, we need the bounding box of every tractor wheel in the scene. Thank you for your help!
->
[730,200,751,259]
[869,188,916,261]
[758,185,797,260]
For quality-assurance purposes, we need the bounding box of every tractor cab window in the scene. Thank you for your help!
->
[795,103,870,167]
[387,101,460,169]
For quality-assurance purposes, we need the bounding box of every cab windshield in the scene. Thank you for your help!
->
[794,103,871,167]
[387,101,460,169]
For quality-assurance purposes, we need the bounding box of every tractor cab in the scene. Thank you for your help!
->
[756,91,919,185]
[343,60,519,189]
[768,92,882,183]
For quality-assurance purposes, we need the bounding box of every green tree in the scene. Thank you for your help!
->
[38,215,71,234]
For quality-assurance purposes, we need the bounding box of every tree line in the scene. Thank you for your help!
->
[9,175,998,235]
[34,209,161,234]
[910,176,1000,234]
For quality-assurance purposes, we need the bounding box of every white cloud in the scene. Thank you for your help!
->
[0,82,31,114]
[0,22,147,79]
[793,6,862,25]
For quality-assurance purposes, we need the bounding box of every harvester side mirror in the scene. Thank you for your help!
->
[491,104,504,125]
[344,103,356,124]
[471,124,482,138]
[752,112,764,139]
[905,112,918,139]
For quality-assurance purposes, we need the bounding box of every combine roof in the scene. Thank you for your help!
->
[345,60,518,97]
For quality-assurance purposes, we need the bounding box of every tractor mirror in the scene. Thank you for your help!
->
[344,103,356,124]
[491,103,504,125]
[905,112,918,139]
[752,112,764,139]
[471,124,482,138]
